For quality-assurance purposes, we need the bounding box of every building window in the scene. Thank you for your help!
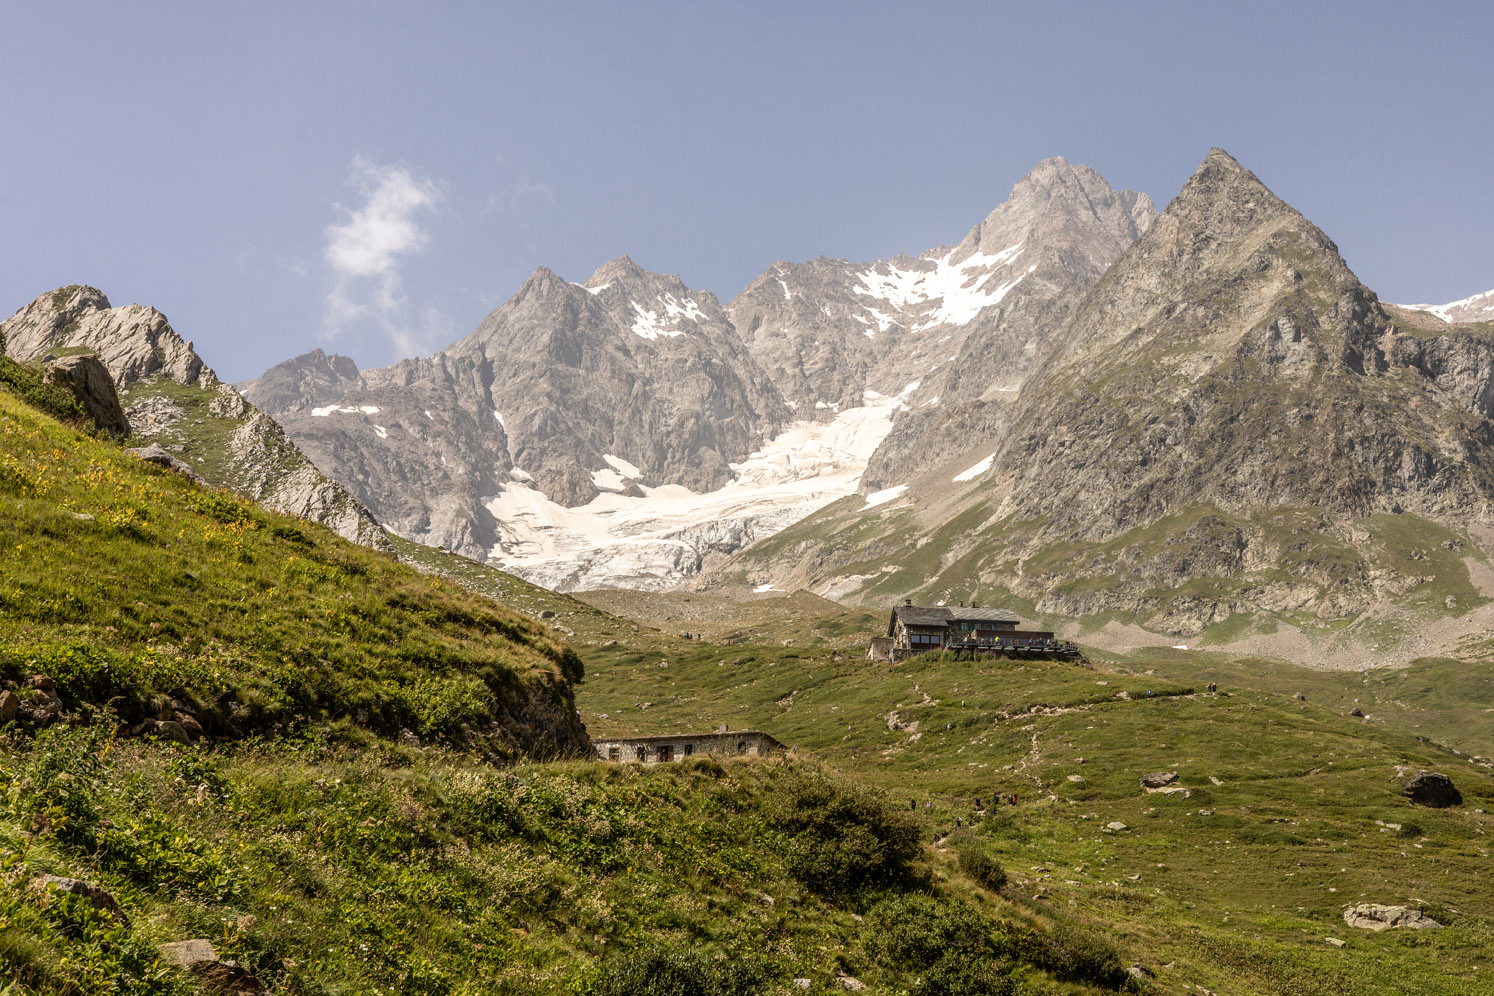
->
[608,746,620,761]
[659,745,673,762]
[683,744,693,755]
[910,633,941,647]
[637,746,647,761]
[737,741,747,754]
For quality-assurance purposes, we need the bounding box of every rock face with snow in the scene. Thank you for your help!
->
[730,159,1156,490]
[732,160,1155,412]
[709,150,1494,638]
[1,287,389,551]
[1397,288,1494,326]
[244,257,792,568]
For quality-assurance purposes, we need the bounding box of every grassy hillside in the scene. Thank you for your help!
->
[0,384,584,753]
[1,382,1158,995]
[578,636,1494,995]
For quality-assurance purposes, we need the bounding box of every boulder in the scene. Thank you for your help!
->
[0,689,18,722]
[1403,771,1462,808]
[1342,904,1442,931]
[1348,708,1364,718]
[30,875,130,926]
[1141,771,1179,789]
[43,354,130,436]
[160,938,267,995]
[124,444,205,484]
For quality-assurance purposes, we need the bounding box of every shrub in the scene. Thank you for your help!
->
[1010,921,1125,988]
[956,835,1007,892]
[585,948,766,996]
[765,769,921,893]
[865,892,993,970]
[918,954,1026,996]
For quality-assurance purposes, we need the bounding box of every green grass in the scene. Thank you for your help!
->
[7,363,1494,994]
[0,384,581,750]
[577,630,1494,995]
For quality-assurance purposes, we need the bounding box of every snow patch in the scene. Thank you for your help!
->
[604,454,643,479]
[372,424,388,439]
[591,468,627,492]
[860,484,908,510]
[310,404,381,418]
[494,411,506,429]
[753,583,779,593]
[629,293,708,340]
[483,393,909,590]
[1400,287,1494,324]
[953,454,994,482]
[853,242,1032,334]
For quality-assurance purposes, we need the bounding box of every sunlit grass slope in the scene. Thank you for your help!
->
[0,384,582,749]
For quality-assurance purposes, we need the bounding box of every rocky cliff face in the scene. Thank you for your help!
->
[244,257,791,563]
[707,151,1494,640]
[1,287,390,551]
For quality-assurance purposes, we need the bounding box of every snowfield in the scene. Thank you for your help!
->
[482,387,915,590]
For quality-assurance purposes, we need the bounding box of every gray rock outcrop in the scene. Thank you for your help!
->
[1341,904,1442,931]
[42,354,129,435]
[30,875,130,925]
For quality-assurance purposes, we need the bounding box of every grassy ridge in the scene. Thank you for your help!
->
[0,386,581,750]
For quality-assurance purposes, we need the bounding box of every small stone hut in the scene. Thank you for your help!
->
[593,725,784,764]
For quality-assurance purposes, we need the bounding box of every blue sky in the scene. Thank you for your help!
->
[3,1,1489,380]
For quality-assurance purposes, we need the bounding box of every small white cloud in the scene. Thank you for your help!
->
[322,156,442,355]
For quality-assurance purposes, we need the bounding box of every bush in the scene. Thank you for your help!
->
[956,835,1007,892]
[765,769,922,893]
[918,955,1026,996]
[585,948,766,996]
[1011,921,1125,988]
[865,892,993,970]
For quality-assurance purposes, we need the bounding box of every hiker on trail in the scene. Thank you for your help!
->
[956,817,961,828]
[910,799,917,810]
[926,800,932,810]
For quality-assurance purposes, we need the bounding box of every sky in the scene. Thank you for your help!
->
[2,1,1490,381]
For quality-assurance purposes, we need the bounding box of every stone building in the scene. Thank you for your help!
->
[593,725,784,763]
[870,600,1067,661]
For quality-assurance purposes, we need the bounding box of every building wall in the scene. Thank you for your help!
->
[593,731,782,763]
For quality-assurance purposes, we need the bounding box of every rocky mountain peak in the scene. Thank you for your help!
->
[3,285,212,388]
[237,348,361,415]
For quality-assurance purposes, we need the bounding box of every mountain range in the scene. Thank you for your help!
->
[243,157,1160,591]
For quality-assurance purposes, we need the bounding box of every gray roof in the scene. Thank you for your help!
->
[947,605,1021,623]
[891,605,953,627]
[891,604,1022,627]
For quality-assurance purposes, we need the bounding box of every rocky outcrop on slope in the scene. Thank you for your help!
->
[247,258,791,561]
[42,353,129,435]
[1,287,390,551]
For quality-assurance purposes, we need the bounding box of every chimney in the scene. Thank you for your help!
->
[718,723,728,734]
[904,598,913,607]
[971,602,979,609]
[959,601,966,608]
